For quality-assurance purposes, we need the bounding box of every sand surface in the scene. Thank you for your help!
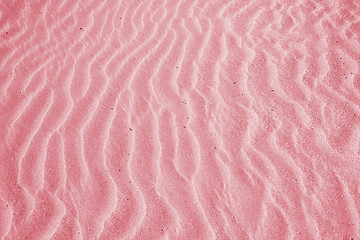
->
[1,0,360,239]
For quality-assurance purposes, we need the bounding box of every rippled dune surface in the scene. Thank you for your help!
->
[1,0,360,239]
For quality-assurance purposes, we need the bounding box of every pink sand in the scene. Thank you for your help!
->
[1,0,360,239]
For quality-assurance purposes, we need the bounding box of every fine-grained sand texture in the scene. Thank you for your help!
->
[1,0,360,239]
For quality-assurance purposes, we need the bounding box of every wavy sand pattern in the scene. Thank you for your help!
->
[1,0,360,239]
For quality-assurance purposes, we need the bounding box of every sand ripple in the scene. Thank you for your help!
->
[1,0,360,239]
